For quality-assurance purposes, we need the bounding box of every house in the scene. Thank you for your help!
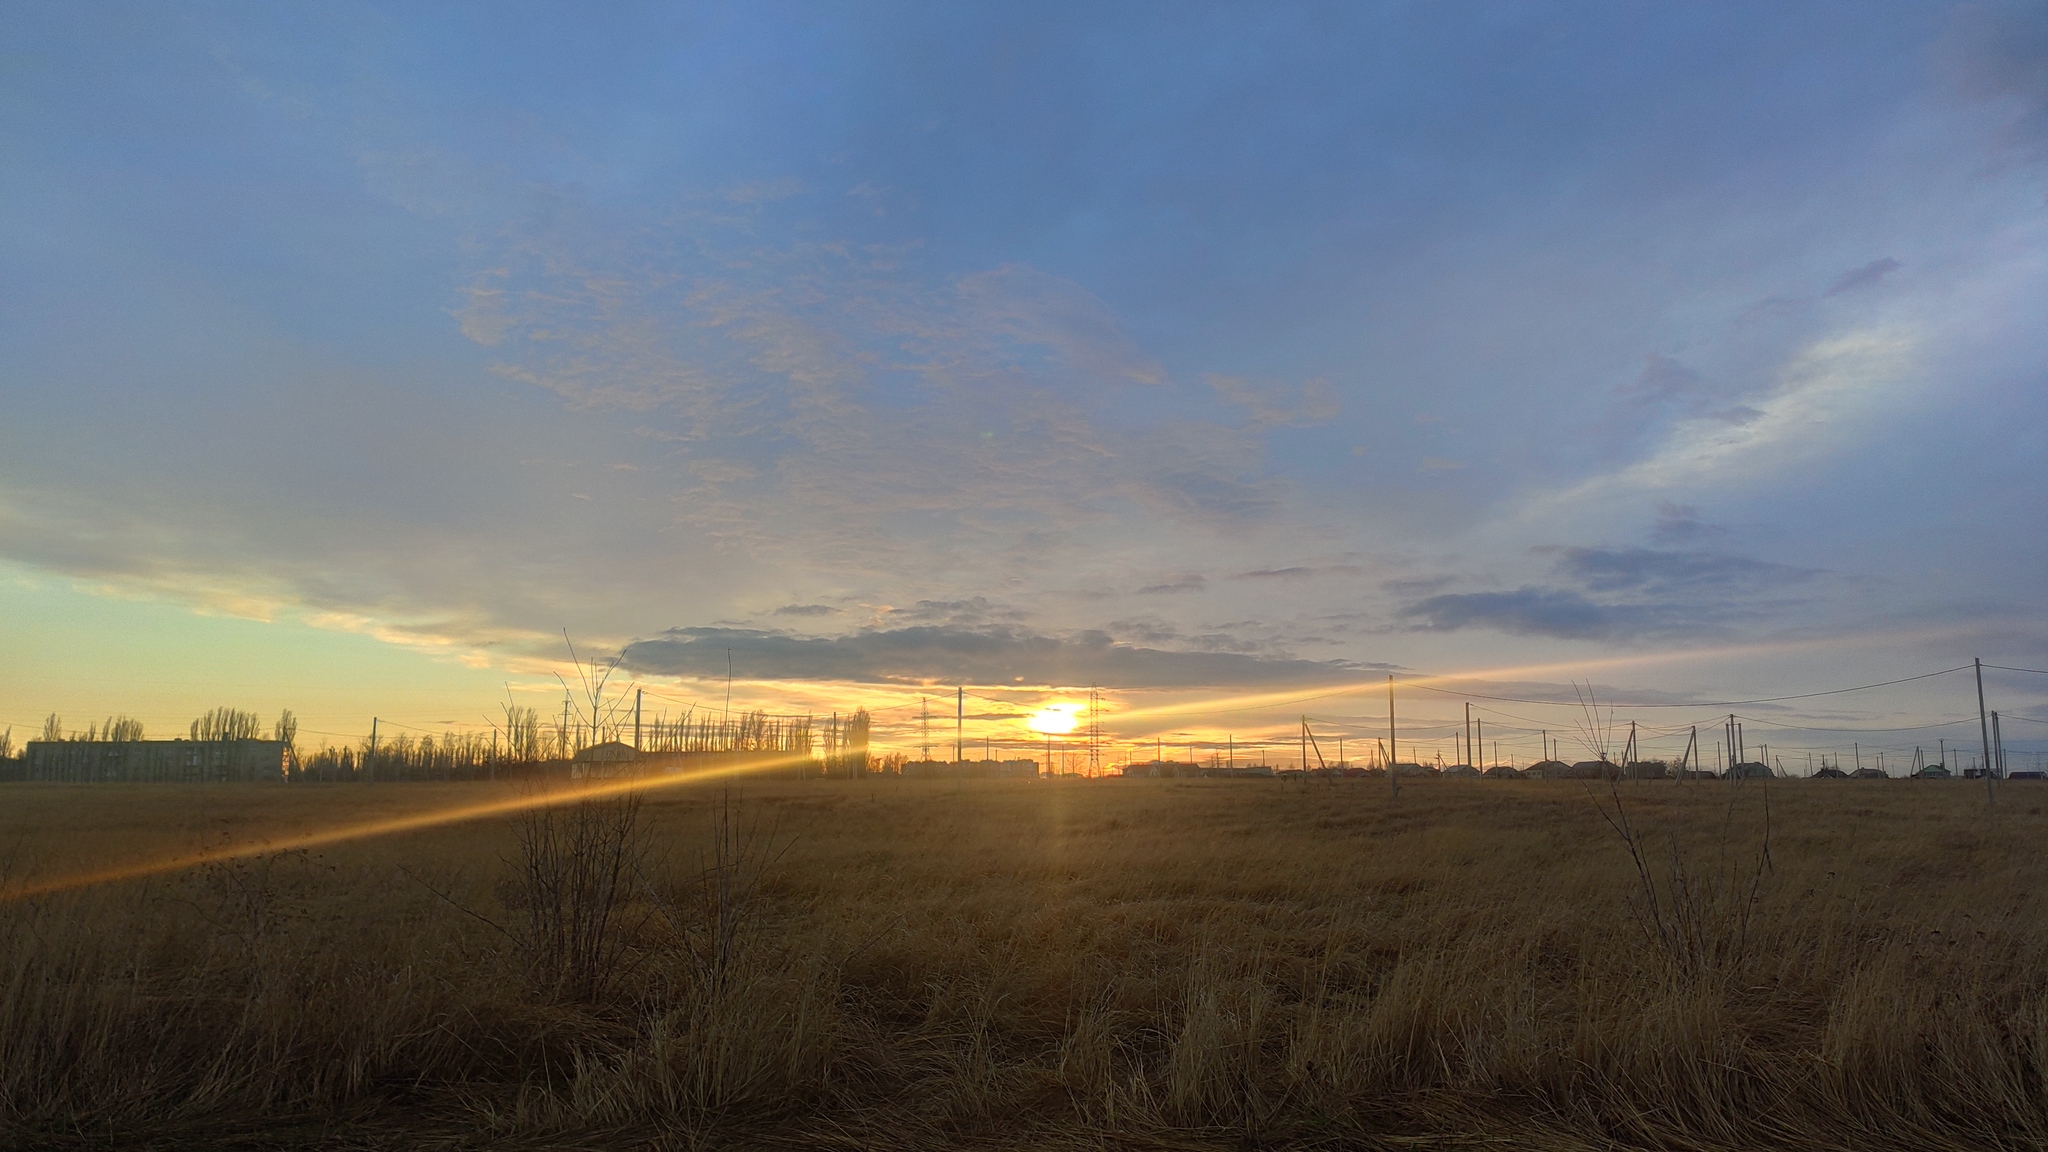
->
[569,741,642,778]
[1728,762,1774,780]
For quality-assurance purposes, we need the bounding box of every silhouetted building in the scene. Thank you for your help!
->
[22,739,287,783]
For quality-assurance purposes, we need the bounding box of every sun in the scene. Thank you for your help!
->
[1026,703,1080,735]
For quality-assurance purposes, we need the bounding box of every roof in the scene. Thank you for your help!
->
[573,741,641,763]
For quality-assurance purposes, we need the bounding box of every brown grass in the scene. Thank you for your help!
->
[2,776,2046,1150]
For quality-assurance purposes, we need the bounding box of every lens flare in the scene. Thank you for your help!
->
[1027,703,1080,734]
[0,750,817,905]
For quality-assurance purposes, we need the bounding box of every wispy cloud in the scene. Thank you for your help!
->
[1823,258,1902,297]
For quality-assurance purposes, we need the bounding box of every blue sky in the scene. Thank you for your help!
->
[4,1,2045,760]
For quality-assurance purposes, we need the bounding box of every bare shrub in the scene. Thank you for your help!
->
[505,787,648,1002]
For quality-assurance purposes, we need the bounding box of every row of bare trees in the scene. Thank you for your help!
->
[28,707,296,747]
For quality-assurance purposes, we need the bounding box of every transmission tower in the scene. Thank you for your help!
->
[920,696,931,761]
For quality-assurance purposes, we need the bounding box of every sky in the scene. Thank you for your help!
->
[3,1,2046,768]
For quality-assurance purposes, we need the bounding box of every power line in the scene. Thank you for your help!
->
[1402,665,1970,708]
[1727,714,1980,734]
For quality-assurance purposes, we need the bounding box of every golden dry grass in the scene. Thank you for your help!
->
[3,775,2046,1150]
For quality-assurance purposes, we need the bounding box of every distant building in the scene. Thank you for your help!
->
[22,739,288,783]
[1120,759,1202,778]
[569,741,644,778]
[1728,762,1774,779]
[1524,759,1572,779]
[902,759,1039,779]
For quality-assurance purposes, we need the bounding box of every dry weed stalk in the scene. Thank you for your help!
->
[1590,777,1775,979]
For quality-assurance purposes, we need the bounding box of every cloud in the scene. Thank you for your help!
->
[1403,547,1822,640]
[1938,0,2048,157]
[1229,564,1365,581]
[1233,566,1313,580]
[1611,352,1758,426]
[724,178,806,204]
[1823,258,1901,297]
[885,598,1030,625]
[772,603,837,616]
[1206,375,1339,427]
[1405,588,1659,640]
[1620,352,1707,404]
[955,265,1168,386]
[1539,546,1820,596]
[1135,575,1206,594]
[1650,502,1727,544]
[621,625,1371,688]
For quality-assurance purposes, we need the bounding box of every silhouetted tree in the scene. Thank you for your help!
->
[190,707,262,742]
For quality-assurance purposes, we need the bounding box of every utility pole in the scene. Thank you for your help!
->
[955,687,963,765]
[1476,716,1484,770]
[367,717,378,783]
[1388,674,1399,800]
[1464,702,1472,768]
[1992,712,2004,780]
[634,688,642,752]
[1976,658,1996,804]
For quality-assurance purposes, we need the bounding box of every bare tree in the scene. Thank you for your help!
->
[558,630,633,749]
[191,707,262,742]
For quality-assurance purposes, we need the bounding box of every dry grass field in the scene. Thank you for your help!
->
[3,775,2046,1151]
